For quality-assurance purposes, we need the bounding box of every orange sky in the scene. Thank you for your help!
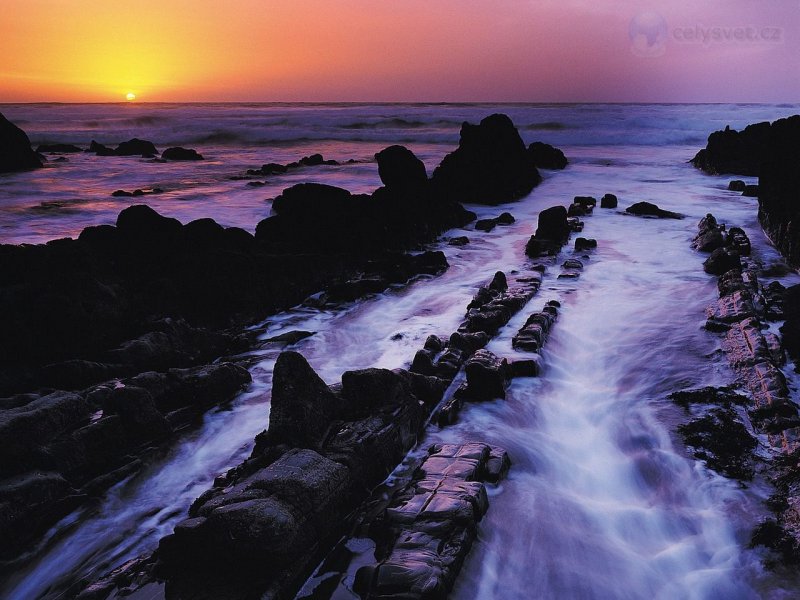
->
[1,0,798,102]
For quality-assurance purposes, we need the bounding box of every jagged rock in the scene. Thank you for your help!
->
[0,112,43,173]
[162,147,204,160]
[525,205,569,258]
[431,114,541,205]
[726,227,751,256]
[625,201,683,219]
[678,407,757,480]
[528,141,567,169]
[475,212,514,232]
[575,237,597,251]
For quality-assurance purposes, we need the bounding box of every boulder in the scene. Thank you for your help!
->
[575,237,597,251]
[0,112,43,173]
[375,145,428,193]
[113,138,159,157]
[703,248,741,275]
[600,193,618,208]
[464,349,508,400]
[525,205,569,258]
[528,141,568,169]
[625,201,683,219]
[728,180,746,192]
[742,184,759,197]
[162,147,204,161]
[431,114,541,205]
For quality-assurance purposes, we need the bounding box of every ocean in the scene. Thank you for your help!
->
[2,102,800,599]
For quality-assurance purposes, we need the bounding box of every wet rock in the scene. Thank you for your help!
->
[742,184,759,197]
[575,237,597,251]
[488,271,508,292]
[266,351,342,449]
[678,407,757,480]
[728,180,746,191]
[162,147,204,161]
[512,310,555,352]
[448,331,489,354]
[375,145,428,193]
[692,214,725,252]
[600,193,618,208]
[475,212,514,232]
[780,285,800,366]
[259,162,289,175]
[410,349,437,376]
[264,330,315,345]
[528,141,567,169]
[567,202,587,217]
[431,114,541,205]
[525,205,569,258]
[113,138,159,157]
[573,196,597,209]
[448,236,470,246]
[0,112,43,173]
[726,227,751,256]
[463,349,508,401]
[36,143,83,153]
[625,201,683,219]
[759,155,800,267]
[706,290,755,324]
[563,258,583,270]
[703,247,741,275]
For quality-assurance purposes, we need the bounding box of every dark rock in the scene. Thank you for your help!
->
[678,407,757,480]
[742,184,759,197]
[116,204,182,239]
[508,358,539,378]
[780,285,800,366]
[424,335,445,353]
[573,196,597,208]
[36,143,83,153]
[625,202,683,219]
[525,205,569,258]
[463,349,508,401]
[266,351,341,449]
[111,189,134,197]
[488,271,507,292]
[162,147,204,161]
[567,203,587,217]
[89,140,114,155]
[475,212,514,233]
[600,193,618,208]
[759,155,800,267]
[431,114,541,205]
[448,331,489,354]
[260,162,288,175]
[728,180,746,191]
[528,141,568,169]
[113,138,159,157]
[0,112,43,173]
[575,237,597,251]
[375,145,428,193]
[264,330,315,345]
[562,258,583,270]
[448,236,470,246]
[703,248,741,275]
[726,227,751,256]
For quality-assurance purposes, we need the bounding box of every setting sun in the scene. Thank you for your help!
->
[125,92,136,101]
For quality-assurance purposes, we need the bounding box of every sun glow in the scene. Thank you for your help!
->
[126,92,136,101]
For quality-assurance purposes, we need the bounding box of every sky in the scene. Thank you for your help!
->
[0,0,798,103]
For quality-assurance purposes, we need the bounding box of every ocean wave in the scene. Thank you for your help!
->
[340,117,459,130]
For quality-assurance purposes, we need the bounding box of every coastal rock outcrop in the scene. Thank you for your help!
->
[0,112,43,173]
[431,113,541,205]
[525,205,569,257]
[162,146,204,160]
[625,201,683,219]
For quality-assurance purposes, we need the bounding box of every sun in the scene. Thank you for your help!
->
[126,92,136,102]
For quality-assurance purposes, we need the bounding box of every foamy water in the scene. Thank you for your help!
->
[1,103,799,599]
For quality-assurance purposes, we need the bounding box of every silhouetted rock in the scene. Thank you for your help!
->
[600,193,618,208]
[528,141,568,169]
[162,147,204,160]
[575,237,597,251]
[728,180,746,192]
[703,247,741,275]
[431,114,541,205]
[625,201,683,219]
[113,138,159,157]
[475,212,515,232]
[36,143,83,153]
[375,145,428,193]
[525,205,569,257]
[742,184,759,197]
[0,112,43,173]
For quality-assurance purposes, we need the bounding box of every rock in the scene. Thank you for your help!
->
[760,156,800,267]
[525,205,569,258]
[448,236,470,246]
[691,115,800,176]
[448,331,489,354]
[475,212,515,232]
[780,285,800,366]
[375,145,428,193]
[488,271,507,292]
[266,351,342,449]
[575,237,597,251]
[36,143,82,153]
[563,258,583,270]
[264,330,315,345]
[728,180,746,191]
[88,140,114,155]
[162,147,204,161]
[625,202,683,219]
[116,204,182,239]
[742,184,759,197]
[464,349,508,400]
[528,141,568,169]
[508,358,539,378]
[431,114,541,205]
[573,196,597,208]
[693,214,725,252]
[567,203,586,217]
[113,138,159,157]
[703,248,741,275]
[678,407,756,480]
[0,112,43,173]
[600,193,618,208]
[726,227,751,256]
